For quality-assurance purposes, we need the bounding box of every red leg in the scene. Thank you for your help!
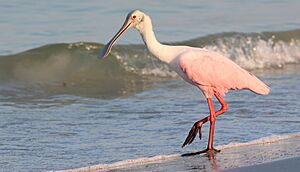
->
[182,93,228,148]
[207,98,216,149]
[214,93,228,117]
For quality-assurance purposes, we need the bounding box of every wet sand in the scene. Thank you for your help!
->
[55,133,300,172]
[224,156,300,172]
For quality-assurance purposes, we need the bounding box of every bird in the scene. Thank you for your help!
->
[99,10,270,155]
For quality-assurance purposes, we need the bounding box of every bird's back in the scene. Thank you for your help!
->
[179,48,270,98]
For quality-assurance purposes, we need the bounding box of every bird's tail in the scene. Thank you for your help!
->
[248,74,270,95]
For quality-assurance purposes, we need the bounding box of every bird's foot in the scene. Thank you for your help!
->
[206,148,220,159]
[181,148,220,157]
[182,120,205,148]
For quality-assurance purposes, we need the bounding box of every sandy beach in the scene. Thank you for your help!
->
[55,133,300,172]
[224,157,300,172]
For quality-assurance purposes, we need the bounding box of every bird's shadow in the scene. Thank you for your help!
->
[181,150,220,171]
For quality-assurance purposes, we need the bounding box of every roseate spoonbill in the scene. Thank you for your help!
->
[99,10,270,155]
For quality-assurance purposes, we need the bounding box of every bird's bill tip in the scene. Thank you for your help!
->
[99,19,132,60]
[99,43,110,59]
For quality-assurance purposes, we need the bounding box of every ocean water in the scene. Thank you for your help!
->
[0,0,300,171]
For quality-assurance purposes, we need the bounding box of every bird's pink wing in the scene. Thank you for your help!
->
[179,50,269,97]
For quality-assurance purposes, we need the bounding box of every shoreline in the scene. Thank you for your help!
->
[223,156,300,172]
[54,133,300,172]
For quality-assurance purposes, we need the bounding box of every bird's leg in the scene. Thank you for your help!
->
[214,93,228,116]
[206,93,228,152]
[182,94,228,148]
[206,98,218,151]
[181,98,215,148]
[182,94,228,157]
[182,98,220,156]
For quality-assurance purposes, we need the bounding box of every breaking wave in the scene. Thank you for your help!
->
[1,29,300,98]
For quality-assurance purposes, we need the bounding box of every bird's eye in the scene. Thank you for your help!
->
[132,15,136,19]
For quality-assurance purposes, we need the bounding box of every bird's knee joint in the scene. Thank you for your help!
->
[222,104,228,111]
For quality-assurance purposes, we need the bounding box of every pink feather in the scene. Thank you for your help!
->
[179,49,270,98]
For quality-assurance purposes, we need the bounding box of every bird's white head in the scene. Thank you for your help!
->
[99,10,146,59]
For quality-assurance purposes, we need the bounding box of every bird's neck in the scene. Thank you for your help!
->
[137,15,174,63]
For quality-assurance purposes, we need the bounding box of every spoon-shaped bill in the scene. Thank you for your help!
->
[99,43,111,59]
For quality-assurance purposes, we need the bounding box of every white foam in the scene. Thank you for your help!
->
[54,154,180,172]
[141,68,178,78]
[217,132,300,150]
[205,37,300,70]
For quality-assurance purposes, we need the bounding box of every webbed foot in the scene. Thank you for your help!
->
[181,148,220,157]
[182,120,204,148]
